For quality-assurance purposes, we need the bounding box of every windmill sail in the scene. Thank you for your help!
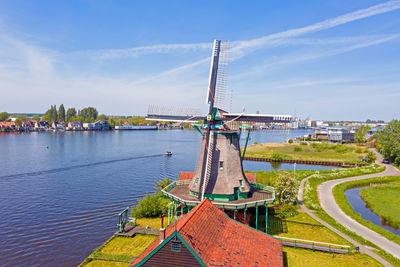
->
[206,40,230,111]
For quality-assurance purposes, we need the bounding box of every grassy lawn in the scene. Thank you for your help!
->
[83,259,130,267]
[100,234,157,257]
[136,217,161,229]
[273,211,351,246]
[360,181,400,228]
[283,247,382,267]
[244,142,367,163]
[80,234,157,266]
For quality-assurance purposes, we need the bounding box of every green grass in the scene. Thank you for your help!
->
[83,259,130,267]
[244,142,368,164]
[283,247,383,267]
[80,234,157,266]
[360,181,400,228]
[100,234,157,257]
[136,217,162,229]
[333,177,400,246]
[274,211,352,247]
[300,164,400,266]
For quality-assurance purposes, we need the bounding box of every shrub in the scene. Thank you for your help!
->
[253,141,258,145]
[355,148,363,153]
[395,157,400,167]
[300,142,307,146]
[131,193,169,218]
[275,204,298,219]
[293,146,302,152]
[271,151,284,161]
[366,151,377,163]
[288,139,293,144]
[335,144,349,154]
[275,171,299,205]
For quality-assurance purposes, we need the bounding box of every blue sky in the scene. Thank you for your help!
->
[0,0,399,121]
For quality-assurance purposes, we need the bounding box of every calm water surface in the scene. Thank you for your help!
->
[345,187,400,236]
[0,129,322,266]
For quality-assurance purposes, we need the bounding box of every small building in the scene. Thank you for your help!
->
[132,199,283,267]
[19,121,34,131]
[52,121,66,130]
[0,121,16,130]
[96,119,109,130]
[34,121,49,130]
[83,122,102,131]
[68,121,83,130]
[327,127,354,142]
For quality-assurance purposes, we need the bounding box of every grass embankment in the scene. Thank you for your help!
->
[80,234,157,266]
[301,165,400,266]
[272,211,352,247]
[333,177,400,246]
[136,217,162,229]
[361,182,400,228]
[283,247,382,267]
[244,142,368,164]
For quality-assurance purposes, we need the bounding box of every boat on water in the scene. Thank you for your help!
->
[164,151,172,156]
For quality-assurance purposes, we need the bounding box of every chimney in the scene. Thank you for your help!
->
[159,228,166,243]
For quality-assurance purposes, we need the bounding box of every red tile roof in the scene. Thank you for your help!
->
[178,172,195,181]
[133,199,283,266]
[245,172,256,183]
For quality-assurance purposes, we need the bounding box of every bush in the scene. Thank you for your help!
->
[271,151,284,161]
[395,157,400,167]
[293,146,302,152]
[335,144,349,154]
[131,193,169,218]
[253,141,258,145]
[275,171,299,205]
[275,204,298,219]
[355,148,363,153]
[288,139,293,144]
[300,142,307,146]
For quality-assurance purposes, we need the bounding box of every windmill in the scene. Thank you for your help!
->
[147,40,292,229]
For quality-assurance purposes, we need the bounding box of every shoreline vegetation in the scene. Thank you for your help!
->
[333,177,400,245]
[244,142,369,164]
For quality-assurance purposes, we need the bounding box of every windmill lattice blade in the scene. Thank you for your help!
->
[214,40,230,110]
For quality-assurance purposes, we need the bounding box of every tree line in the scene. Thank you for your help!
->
[375,119,400,167]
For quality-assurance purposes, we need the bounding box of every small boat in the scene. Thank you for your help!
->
[164,151,172,156]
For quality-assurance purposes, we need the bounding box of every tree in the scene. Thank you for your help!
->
[32,115,40,121]
[366,151,377,163]
[154,178,171,193]
[80,107,98,122]
[375,120,400,161]
[0,112,9,121]
[66,108,77,123]
[275,171,299,205]
[97,114,107,120]
[354,125,370,143]
[130,193,169,218]
[58,104,66,122]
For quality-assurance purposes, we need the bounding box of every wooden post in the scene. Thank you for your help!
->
[244,205,247,221]
[234,208,237,220]
[255,203,258,230]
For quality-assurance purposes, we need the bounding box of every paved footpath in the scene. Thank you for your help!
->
[318,150,400,261]
[297,151,400,267]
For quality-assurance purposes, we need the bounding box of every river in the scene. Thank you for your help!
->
[0,129,328,266]
[345,187,400,236]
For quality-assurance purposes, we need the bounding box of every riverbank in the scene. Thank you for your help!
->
[360,182,400,229]
[333,177,400,245]
[244,142,368,164]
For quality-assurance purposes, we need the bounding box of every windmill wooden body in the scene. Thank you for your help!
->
[147,40,292,231]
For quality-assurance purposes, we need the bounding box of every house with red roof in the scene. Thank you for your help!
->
[132,199,283,267]
[0,121,16,130]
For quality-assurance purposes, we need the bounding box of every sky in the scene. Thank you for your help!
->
[0,0,399,121]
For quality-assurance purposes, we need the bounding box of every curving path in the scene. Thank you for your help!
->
[298,174,392,266]
[318,150,400,260]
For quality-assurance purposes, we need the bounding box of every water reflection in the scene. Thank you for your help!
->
[345,187,400,235]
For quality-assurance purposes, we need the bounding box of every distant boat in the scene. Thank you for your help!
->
[164,151,172,156]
